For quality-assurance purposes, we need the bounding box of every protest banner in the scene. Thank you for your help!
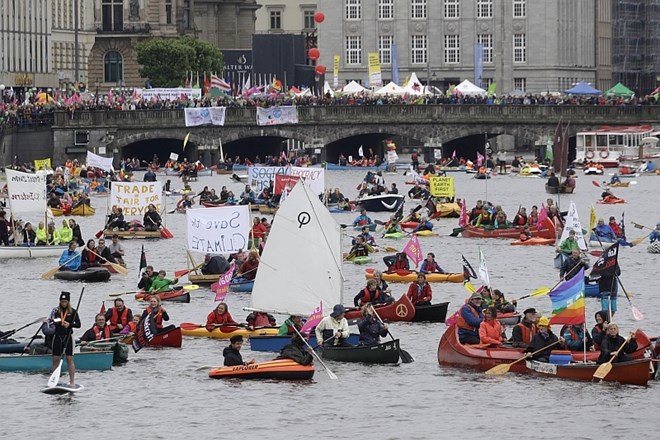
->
[186,206,251,254]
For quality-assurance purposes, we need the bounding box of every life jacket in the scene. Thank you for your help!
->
[85,249,97,264]
[254,313,271,327]
[514,322,536,344]
[457,304,481,332]
[424,260,440,273]
[126,321,137,333]
[515,215,527,226]
[359,287,381,305]
[409,282,430,304]
[353,244,369,257]
[391,259,408,270]
[564,326,580,343]
[592,325,605,350]
[109,307,130,332]
[92,324,112,341]
[146,306,164,329]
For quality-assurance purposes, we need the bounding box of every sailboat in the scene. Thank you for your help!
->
[0,169,68,258]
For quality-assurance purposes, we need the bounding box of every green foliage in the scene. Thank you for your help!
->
[136,37,224,88]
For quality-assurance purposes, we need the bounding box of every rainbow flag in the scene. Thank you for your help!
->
[549,268,585,325]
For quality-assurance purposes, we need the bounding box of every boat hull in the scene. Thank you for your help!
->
[188,274,221,284]
[320,339,400,364]
[181,324,279,340]
[53,267,111,282]
[364,268,463,283]
[356,194,405,212]
[344,294,415,323]
[209,359,314,380]
[135,289,190,303]
[461,218,555,239]
[0,342,27,353]
[103,230,163,239]
[511,238,555,246]
[249,333,361,352]
[0,351,113,372]
[229,279,254,292]
[412,302,449,323]
[121,326,183,348]
[545,184,575,194]
[80,342,129,365]
[525,359,650,386]
[0,245,67,259]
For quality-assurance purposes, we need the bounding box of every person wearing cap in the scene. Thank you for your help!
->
[223,335,255,366]
[105,298,133,334]
[597,323,637,364]
[510,308,537,348]
[357,304,388,346]
[478,306,504,346]
[201,254,231,275]
[35,221,48,246]
[315,304,351,347]
[58,241,81,271]
[457,294,485,345]
[48,291,81,387]
[277,315,303,336]
[557,229,580,255]
[405,273,432,306]
[609,173,621,184]
[525,316,562,362]
[649,223,660,243]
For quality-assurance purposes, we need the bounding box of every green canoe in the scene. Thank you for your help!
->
[80,342,129,365]
[319,339,400,364]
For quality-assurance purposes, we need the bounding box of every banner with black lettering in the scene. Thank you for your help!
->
[132,314,157,353]
[186,206,251,254]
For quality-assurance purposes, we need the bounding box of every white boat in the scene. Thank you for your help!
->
[575,125,659,166]
[248,180,343,316]
[0,245,68,259]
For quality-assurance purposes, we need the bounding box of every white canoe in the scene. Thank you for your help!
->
[0,245,68,259]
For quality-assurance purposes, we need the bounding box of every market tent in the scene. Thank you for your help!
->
[565,82,602,95]
[403,72,431,95]
[323,81,335,97]
[341,80,367,93]
[605,82,635,98]
[454,79,486,97]
[374,81,406,96]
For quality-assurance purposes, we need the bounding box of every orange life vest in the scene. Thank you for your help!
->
[109,307,130,332]
[514,322,537,344]
[359,287,381,305]
[456,304,481,332]
[146,306,164,329]
[92,324,112,341]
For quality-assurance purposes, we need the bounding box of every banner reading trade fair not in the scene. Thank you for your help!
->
[429,176,455,198]
[186,206,251,255]
[110,182,162,218]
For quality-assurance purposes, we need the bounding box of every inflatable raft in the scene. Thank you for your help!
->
[364,268,463,283]
[53,267,111,282]
[209,359,314,380]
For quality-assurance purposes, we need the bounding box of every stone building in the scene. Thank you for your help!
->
[317,0,613,93]
[255,0,317,34]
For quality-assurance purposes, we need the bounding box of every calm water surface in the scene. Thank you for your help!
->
[2,168,658,439]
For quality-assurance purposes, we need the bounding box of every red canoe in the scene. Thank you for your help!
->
[121,326,183,348]
[344,294,415,323]
[524,358,650,386]
[135,289,190,303]
[461,218,555,239]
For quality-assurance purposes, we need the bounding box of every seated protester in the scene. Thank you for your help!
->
[35,222,48,246]
[95,239,116,264]
[411,216,433,233]
[236,250,260,281]
[104,298,133,334]
[21,222,36,246]
[147,270,179,292]
[354,279,386,307]
[338,197,352,211]
[346,236,374,260]
[546,172,560,188]
[71,192,90,209]
[106,206,126,230]
[649,222,660,243]
[610,174,621,184]
[108,234,125,265]
[178,195,193,210]
[138,266,157,290]
[251,217,268,240]
[239,185,256,205]
[525,316,561,362]
[143,204,162,231]
[563,323,594,352]
[403,208,422,224]
[78,314,112,345]
[457,294,485,344]
[608,216,624,238]
[479,306,504,346]
[58,219,74,244]
[597,323,637,364]
[405,273,432,306]
[383,217,403,235]
[58,241,81,271]
[469,200,484,224]
[407,184,430,200]
[563,174,576,189]
[527,205,539,227]
[560,249,589,281]
[206,303,236,332]
[201,254,231,275]
[141,297,171,333]
[68,219,85,247]
[557,229,580,255]
[510,308,538,348]
[492,289,516,313]
[474,209,492,227]
[357,304,389,346]
[591,310,610,350]
[276,333,313,365]
[80,239,100,270]
[479,286,494,307]
[119,315,141,335]
[519,225,533,242]
[512,207,528,227]
[223,335,255,366]
[493,210,509,228]
[315,304,351,347]
[352,209,373,227]
[245,311,276,330]
[352,226,376,246]
[389,183,398,194]
[419,252,445,274]
[383,252,410,272]
[593,217,617,241]
[277,315,303,336]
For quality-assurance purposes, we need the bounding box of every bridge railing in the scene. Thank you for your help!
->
[53,105,660,128]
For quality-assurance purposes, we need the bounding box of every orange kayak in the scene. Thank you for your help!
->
[511,238,555,246]
[209,359,314,380]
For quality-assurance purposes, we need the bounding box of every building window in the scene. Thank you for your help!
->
[345,0,361,20]
[477,0,493,18]
[102,0,123,32]
[444,0,459,18]
[411,35,427,64]
[411,0,427,19]
[444,35,460,64]
[513,0,526,18]
[303,10,316,29]
[345,35,362,64]
[378,0,394,20]
[165,0,173,24]
[104,51,123,83]
[378,35,394,64]
[270,10,282,30]
[514,77,527,91]
[513,33,526,63]
[183,0,191,29]
[477,34,493,63]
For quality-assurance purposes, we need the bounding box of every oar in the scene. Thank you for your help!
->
[175,263,204,278]
[48,284,86,388]
[291,323,337,380]
[631,222,653,231]
[630,232,651,247]
[485,340,561,375]
[591,180,605,189]
[593,333,634,380]
[616,276,643,321]
[41,252,81,280]
[0,316,46,340]
[109,290,139,297]
[77,335,125,346]
[371,304,414,363]
[88,249,129,276]
[512,285,553,302]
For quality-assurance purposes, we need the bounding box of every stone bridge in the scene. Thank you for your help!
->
[51,105,660,164]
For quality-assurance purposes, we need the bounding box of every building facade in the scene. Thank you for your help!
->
[255,0,317,34]
[318,0,612,93]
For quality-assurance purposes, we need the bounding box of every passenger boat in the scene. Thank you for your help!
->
[412,302,449,323]
[356,194,405,213]
[53,267,111,282]
[461,218,555,239]
[80,341,129,365]
[344,294,415,323]
[364,268,463,284]
[135,289,190,303]
[180,323,279,339]
[121,326,182,348]
[249,333,361,352]
[575,125,658,167]
[319,339,400,364]
[50,204,96,217]
[209,359,314,380]
[0,245,68,259]
[524,359,651,386]
[0,351,113,372]
[607,182,630,188]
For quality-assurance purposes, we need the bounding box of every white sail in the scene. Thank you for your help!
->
[559,201,589,250]
[5,169,48,215]
[249,180,343,316]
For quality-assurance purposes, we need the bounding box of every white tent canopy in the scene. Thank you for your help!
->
[403,72,432,95]
[341,80,367,93]
[454,79,486,97]
[374,81,406,96]
[323,81,335,97]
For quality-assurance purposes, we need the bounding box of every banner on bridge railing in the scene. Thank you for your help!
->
[256,106,298,126]
[184,107,226,127]
[137,88,202,101]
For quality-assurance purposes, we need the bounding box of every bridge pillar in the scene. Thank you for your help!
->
[201,150,211,166]
[210,150,218,166]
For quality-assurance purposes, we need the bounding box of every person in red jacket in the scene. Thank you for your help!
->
[405,273,432,305]
[236,250,260,280]
[251,217,268,240]
[479,306,504,345]
[205,303,236,332]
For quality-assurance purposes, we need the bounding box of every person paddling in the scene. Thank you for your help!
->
[223,335,255,366]
[47,291,81,387]
[79,314,112,345]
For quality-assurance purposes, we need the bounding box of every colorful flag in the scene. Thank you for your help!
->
[458,199,468,228]
[137,245,147,282]
[271,78,283,92]
[203,72,211,95]
[590,242,620,278]
[461,254,477,281]
[210,263,235,302]
[132,313,157,353]
[478,248,490,287]
[403,235,423,267]
[549,268,586,325]
[537,203,548,230]
[210,74,231,92]
[476,152,484,167]
[589,206,597,232]
[300,302,324,335]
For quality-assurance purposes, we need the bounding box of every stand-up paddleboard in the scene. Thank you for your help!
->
[42,383,84,395]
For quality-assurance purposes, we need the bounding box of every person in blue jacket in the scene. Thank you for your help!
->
[419,253,445,274]
[352,209,372,227]
[58,241,81,271]
[357,305,389,346]
[649,223,660,243]
[562,324,594,351]
[457,293,484,344]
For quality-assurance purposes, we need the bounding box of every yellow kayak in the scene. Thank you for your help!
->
[364,268,464,283]
[180,323,279,339]
[414,230,437,236]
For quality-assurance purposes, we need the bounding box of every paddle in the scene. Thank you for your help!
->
[77,335,125,346]
[48,284,86,388]
[485,340,561,375]
[371,304,414,363]
[182,284,199,291]
[22,320,51,356]
[631,233,651,247]
[109,290,139,297]
[41,252,81,280]
[175,263,204,278]
[512,286,553,302]
[291,323,338,380]
[593,333,633,380]
[591,180,604,189]
[0,317,46,340]
[88,249,129,276]
[616,276,644,321]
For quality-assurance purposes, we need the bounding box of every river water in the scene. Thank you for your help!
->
[2,168,658,439]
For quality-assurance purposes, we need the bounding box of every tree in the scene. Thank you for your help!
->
[136,37,224,88]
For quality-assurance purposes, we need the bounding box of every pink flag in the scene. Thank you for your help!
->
[107,89,114,103]
[458,199,468,228]
[403,235,423,267]
[211,262,235,302]
[476,152,485,167]
[300,302,323,335]
[537,203,548,230]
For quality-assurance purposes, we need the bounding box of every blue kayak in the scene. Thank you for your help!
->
[229,278,254,293]
[0,351,113,372]
[0,342,27,354]
[249,333,361,352]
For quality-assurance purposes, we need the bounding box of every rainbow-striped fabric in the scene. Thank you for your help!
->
[549,268,585,325]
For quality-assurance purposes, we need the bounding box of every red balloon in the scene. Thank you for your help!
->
[308,48,320,61]
[315,65,326,75]
[314,12,325,23]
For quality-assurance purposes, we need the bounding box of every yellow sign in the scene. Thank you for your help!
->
[15,73,34,86]
[34,158,52,171]
[333,55,340,87]
[429,176,455,198]
[367,52,382,87]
